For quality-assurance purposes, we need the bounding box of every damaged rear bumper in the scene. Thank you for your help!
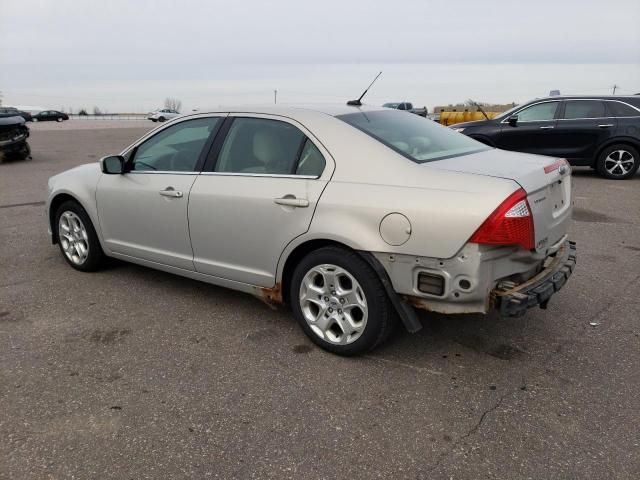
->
[492,240,577,317]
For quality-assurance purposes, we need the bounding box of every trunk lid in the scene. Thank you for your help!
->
[425,149,572,254]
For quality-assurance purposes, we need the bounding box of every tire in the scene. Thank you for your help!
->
[158,116,166,122]
[33,117,38,122]
[596,144,639,180]
[151,119,157,123]
[55,200,105,272]
[17,143,31,161]
[290,246,395,356]
[57,117,63,122]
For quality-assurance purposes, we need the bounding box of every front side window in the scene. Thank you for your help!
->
[516,102,559,122]
[338,110,489,163]
[563,100,605,119]
[216,117,317,175]
[130,117,220,172]
[607,101,639,117]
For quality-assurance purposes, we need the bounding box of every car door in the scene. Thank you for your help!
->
[188,114,333,286]
[96,115,223,270]
[497,100,562,156]
[552,99,615,164]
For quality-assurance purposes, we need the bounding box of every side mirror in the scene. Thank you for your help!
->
[507,115,518,126]
[100,155,125,174]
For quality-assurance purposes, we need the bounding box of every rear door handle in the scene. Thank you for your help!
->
[159,187,183,198]
[274,196,309,208]
[598,124,614,128]
[539,126,555,129]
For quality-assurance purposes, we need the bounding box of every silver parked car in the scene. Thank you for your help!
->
[147,108,180,122]
[46,105,576,355]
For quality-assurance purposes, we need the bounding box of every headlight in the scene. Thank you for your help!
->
[452,127,465,133]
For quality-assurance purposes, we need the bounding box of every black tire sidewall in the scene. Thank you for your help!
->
[596,144,639,179]
[55,200,104,272]
[290,246,392,356]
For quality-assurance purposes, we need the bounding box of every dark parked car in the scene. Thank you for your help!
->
[0,113,31,162]
[451,96,640,179]
[33,110,69,122]
[0,107,32,122]
[382,102,428,117]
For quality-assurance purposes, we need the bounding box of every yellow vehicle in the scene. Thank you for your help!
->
[439,110,501,126]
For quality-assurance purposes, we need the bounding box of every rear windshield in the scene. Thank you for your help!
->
[337,110,489,163]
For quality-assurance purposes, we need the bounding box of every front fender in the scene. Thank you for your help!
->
[47,163,107,251]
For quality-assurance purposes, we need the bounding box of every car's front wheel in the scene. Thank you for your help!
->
[55,201,105,271]
[290,246,395,355]
[57,117,63,122]
[596,144,639,179]
[159,116,166,122]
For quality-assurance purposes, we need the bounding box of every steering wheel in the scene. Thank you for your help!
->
[134,159,157,171]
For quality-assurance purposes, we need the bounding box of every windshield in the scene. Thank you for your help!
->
[495,104,522,120]
[382,103,400,109]
[337,110,489,163]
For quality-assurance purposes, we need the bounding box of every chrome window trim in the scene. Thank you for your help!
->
[125,170,198,175]
[199,172,319,180]
[499,100,561,124]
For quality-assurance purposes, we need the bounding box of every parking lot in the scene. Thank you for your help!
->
[1,121,639,479]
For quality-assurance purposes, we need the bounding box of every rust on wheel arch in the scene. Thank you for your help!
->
[255,282,284,309]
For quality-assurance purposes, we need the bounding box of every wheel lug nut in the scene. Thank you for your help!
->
[328,308,333,313]
[338,309,342,314]
[331,290,336,295]
[339,298,345,304]
[324,296,329,301]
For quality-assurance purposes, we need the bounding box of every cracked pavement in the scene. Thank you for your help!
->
[1,122,639,479]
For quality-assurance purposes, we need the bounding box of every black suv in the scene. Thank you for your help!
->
[451,96,640,179]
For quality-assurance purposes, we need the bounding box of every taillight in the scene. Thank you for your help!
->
[469,188,534,250]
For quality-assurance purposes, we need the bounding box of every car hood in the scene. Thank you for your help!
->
[424,148,567,194]
[0,115,26,126]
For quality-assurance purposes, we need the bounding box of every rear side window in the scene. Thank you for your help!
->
[607,101,639,117]
[216,117,324,176]
[516,102,559,122]
[296,139,325,176]
[563,101,605,119]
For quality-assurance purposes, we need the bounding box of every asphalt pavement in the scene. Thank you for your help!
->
[1,120,639,479]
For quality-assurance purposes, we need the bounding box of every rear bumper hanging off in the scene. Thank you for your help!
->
[493,240,577,317]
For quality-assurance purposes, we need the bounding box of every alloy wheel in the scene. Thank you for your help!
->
[299,264,368,345]
[604,149,635,176]
[58,211,90,265]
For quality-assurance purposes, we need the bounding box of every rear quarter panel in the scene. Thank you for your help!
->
[302,173,519,260]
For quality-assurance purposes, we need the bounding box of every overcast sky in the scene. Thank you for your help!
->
[1,0,639,112]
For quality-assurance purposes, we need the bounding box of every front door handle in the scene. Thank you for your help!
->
[159,187,183,198]
[274,196,309,208]
[598,124,614,128]
[539,126,555,129]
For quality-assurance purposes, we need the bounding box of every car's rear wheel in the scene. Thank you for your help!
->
[596,144,639,180]
[55,201,105,272]
[290,246,395,355]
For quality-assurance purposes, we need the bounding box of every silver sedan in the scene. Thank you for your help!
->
[47,105,576,355]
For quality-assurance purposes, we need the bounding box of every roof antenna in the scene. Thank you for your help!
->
[347,71,382,106]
